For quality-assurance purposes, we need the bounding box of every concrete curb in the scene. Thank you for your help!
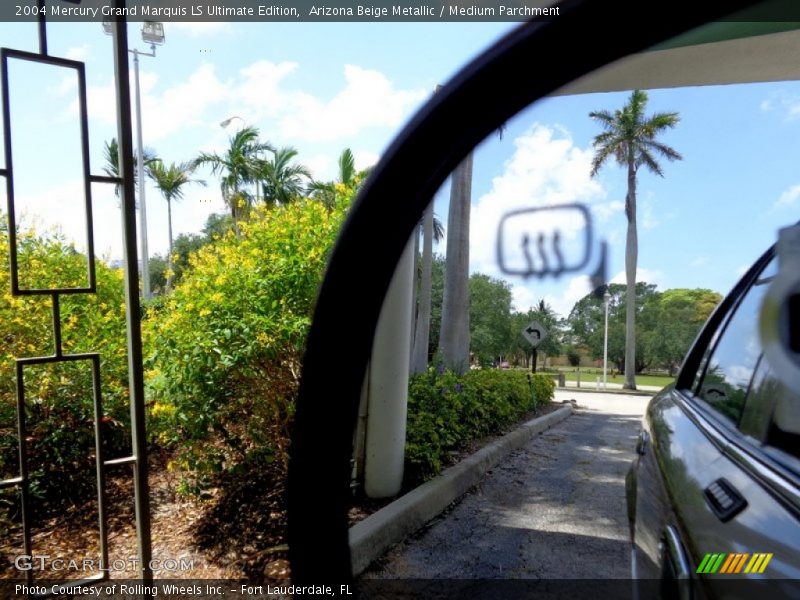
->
[348,403,573,576]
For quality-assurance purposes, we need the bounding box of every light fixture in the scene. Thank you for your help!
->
[141,21,165,46]
[220,115,244,129]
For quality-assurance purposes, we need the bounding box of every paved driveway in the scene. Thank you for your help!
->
[363,391,650,579]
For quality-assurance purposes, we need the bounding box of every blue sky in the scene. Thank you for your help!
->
[1,20,799,317]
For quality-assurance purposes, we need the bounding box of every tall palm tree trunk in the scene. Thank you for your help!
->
[439,153,473,374]
[411,206,434,374]
[229,190,242,236]
[166,198,174,291]
[624,162,638,390]
[410,224,419,361]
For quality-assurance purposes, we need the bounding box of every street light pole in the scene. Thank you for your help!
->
[103,20,164,300]
[132,48,150,299]
[603,288,610,390]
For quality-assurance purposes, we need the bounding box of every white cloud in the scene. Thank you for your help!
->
[305,154,334,181]
[276,65,427,143]
[508,275,594,319]
[231,61,427,143]
[735,263,750,277]
[760,91,800,120]
[611,267,665,289]
[141,64,229,141]
[82,59,426,149]
[235,60,300,119]
[690,256,710,268]
[166,22,232,37]
[80,64,228,142]
[593,200,624,222]
[774,184,800,210]
[65,44,90,62]
[12,180,121,259]
[470,123,605,278]
[83,78,118,125]
[640,197,659,230]
[80,70,159,126]
[544,275,593,318]
[52,74,78,98]
[354,150,380,172]
[607,227,625,248]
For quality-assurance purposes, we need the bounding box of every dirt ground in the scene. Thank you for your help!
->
[1,402,563,583]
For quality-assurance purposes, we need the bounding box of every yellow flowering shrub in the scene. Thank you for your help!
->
[0,225,130,514]
[144,191,352,484]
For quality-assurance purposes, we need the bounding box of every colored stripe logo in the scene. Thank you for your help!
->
[697,553,773,574]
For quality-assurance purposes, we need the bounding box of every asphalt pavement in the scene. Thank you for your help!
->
[362,390,649,579]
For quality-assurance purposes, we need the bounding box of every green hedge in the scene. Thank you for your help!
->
[405,369,554,484]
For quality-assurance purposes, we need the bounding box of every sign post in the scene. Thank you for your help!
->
[522,321,548,373]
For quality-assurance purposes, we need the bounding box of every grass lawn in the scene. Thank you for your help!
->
[556,370,674,388]
[510,366,675,388]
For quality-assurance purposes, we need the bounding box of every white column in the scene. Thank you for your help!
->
[364,236,415,498]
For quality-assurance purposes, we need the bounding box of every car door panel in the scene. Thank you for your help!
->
[635,387,800,599]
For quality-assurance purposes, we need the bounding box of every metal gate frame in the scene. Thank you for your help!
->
[0,0,152,586]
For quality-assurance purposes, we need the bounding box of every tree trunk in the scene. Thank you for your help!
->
[623,160,638,390]
[439,153,473,374]
[410,223,420,363]
[228,190,241,236]
[411,208,434,374]
[166,197,174,292]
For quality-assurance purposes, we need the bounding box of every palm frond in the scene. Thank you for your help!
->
[590,144,617,177]
[636,147,664,177]
[338,148,356,186]
[642,139,682,163]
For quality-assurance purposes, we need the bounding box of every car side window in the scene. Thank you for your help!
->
[694,258,777,425]
[743,361,800,461]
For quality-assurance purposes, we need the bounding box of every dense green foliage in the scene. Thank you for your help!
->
[468,274,514,366]
[566,283,721,373]
[144,191,352,486]
[510,300,562,369]
[149,215,231,294]
[0,227,130,516]
[405,369,555,483]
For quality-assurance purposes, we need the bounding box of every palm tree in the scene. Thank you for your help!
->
[411,203,448,374]
[438,152,473,374]
[309,148,373,207]
[193,126,273,227]
[102,138,157,198]
[258,147,312,207]
[146,160,205,290]
[590,89,681,389]
[336,147,357,186]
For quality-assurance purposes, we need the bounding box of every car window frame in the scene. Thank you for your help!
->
[674,245,800,513]
[689,253,777,429]
[675,245,775,413]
